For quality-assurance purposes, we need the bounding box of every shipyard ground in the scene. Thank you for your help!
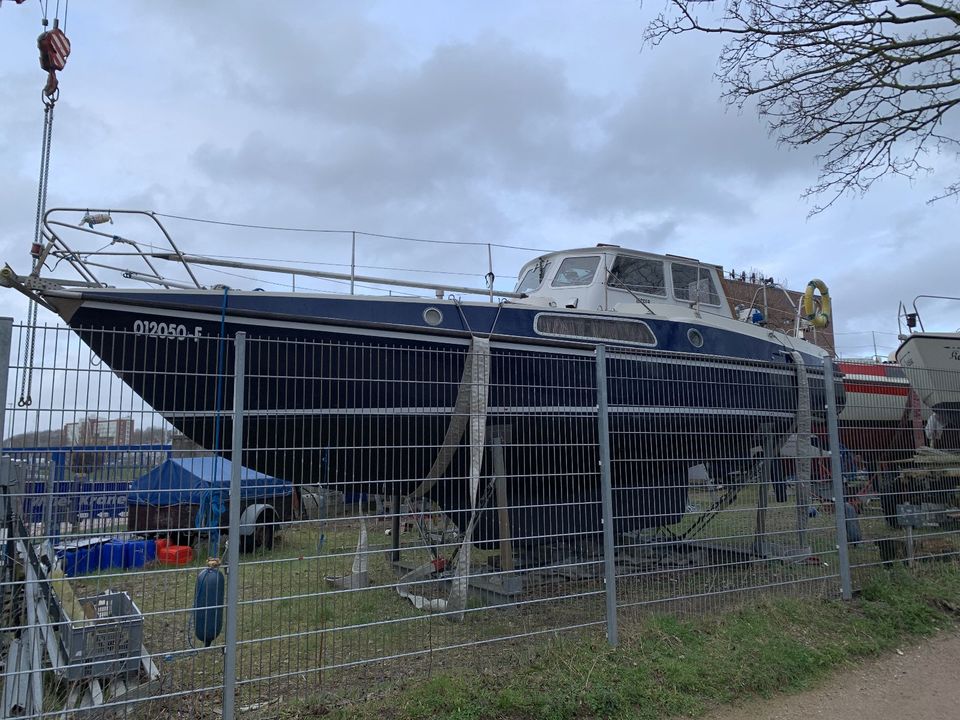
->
[707,629,960,720]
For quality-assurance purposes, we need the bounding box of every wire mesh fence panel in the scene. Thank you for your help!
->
[835,358,960,581]
[6,317,960,718]
[603,346,846,620]
[229,336,609,714]
[1,323,239,718]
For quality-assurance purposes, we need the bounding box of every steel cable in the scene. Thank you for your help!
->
[20,101,55,407]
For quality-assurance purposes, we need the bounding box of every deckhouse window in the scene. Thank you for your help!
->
[608,255,666,296]
[551,256,600,287]
[517,261,550,293]
[672,263,720,305]
[535,314,657,345]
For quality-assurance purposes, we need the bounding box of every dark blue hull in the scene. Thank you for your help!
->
[60,290,833,545]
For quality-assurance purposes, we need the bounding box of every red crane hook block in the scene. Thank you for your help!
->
[38,26,70,73]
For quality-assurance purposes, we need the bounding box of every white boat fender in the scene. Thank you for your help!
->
[802,279,831,329]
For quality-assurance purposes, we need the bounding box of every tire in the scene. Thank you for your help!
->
[239,510,276,553]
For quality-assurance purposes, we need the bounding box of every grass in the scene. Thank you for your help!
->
[51,486,960,719]
[275,564,960,720]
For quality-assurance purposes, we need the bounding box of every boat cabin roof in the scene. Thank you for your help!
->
[513,245,731,316]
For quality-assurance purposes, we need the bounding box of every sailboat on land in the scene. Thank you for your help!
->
[2,208,841,544]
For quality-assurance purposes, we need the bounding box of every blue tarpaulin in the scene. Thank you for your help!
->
[127,456,291,507]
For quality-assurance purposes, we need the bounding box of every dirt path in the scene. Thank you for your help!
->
[705,630,960,720]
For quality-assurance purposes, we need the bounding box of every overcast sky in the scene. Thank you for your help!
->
[2,1,958,360]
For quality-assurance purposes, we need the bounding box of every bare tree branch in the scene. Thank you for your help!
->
[644,0,960,212]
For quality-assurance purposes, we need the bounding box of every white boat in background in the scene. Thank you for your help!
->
[837,360,914,424]
[835,359,929,458]
[895,296,960,429]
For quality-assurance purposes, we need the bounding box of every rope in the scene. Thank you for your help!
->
[452,297,472,334]
[791,351,813,549]
[19,101,56,407]
[488,299,505,336]
[196,287,230,556]
[407,337,488,500]
[397,337,490,619]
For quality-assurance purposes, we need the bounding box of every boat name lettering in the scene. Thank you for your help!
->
[133,319,203,341]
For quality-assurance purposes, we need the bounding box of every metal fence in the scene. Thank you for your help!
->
[1,320,958,718]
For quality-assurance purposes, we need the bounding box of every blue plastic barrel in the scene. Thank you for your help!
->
[103,540,125,570]
[61,543,103,577]
[123,539,156,568]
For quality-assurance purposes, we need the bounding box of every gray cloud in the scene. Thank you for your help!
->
[1,2,958,358]
[186,25,816,235]
[608,218,681,252]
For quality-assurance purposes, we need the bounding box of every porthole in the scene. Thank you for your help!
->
[687,328,704,348]
[423,307,443,326]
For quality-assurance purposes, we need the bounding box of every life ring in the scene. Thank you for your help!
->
[802,279,831,329]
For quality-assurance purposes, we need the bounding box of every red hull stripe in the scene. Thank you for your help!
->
[838,362,886,377]
[844,382,910,397]
[839,362,907,380]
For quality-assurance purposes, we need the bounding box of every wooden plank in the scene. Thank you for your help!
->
[88,678,104,707]
[29,580,67,673]
[493,451,514,572]
[107,677,162,705]
[78,678,103,710]
[22,543,71,680]
[16,540,45,717]
[140,646,160,682]
[60,682,82,720]
[1,638,27,717]
[22,593,43,717]
[110,676,128,700]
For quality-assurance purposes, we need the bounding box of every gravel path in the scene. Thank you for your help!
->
[705,630,960,720]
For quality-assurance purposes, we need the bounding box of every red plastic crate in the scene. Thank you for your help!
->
[158,544,193,566]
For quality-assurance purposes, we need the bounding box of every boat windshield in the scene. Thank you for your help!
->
[551,256,601,287]
[517,260,551,293]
